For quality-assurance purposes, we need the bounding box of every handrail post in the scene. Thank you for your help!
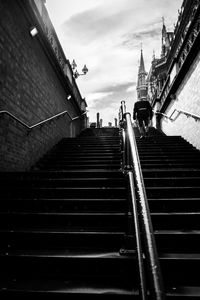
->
[121,100,126,118]
[119,101,126,171]
[125,127,132,170]
[121,127,126,170]
[125,112,165,300]
[120,101,132,170]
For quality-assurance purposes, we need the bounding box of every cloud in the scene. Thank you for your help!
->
[122,26,161,49]
[87,91,113,101]
[46,0,103,26]
[46,0,183,125]
[95,82,136,94]
[61,5,136,46]
[85,81,137,125]
[126,85,136,93]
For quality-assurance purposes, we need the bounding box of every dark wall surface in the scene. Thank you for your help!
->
[0,0,85,171]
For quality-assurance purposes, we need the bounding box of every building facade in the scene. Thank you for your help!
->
[147,0,200,149]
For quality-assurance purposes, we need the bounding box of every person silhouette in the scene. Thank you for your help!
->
[133,99,153,138]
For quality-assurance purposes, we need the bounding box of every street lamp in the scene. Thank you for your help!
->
[71,59,88,79]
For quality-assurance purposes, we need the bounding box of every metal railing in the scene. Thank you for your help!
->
[120,101,147,300]
[154,108,200,122]
[0,110,87,131]
[119,101,165,300]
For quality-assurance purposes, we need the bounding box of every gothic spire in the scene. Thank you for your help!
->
[137,49,148,100]
[161,17,167,57]
[139,49,146,74]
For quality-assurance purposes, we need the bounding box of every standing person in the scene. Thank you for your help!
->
[133,99,153,139]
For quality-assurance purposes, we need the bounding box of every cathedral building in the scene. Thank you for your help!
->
[147,0,200,149]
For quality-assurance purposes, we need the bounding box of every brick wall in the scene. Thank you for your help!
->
[160,50,200,150]
[0,1,84,171]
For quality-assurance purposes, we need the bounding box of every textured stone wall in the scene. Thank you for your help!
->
[160,50,200,150]
[0,1,83,171]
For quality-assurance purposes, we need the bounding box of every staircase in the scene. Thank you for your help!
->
[136,127,200,298]
[0,128,139,299]
[2,126,200,298]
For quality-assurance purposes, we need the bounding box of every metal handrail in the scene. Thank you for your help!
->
[153,110,173,121]
[171,109,200,121]
[128,171,147,300]
[120,101,165,299]
[125,112,165,299]
[120,102,147,299]
[154,108,200,122]
[0,110,87,130]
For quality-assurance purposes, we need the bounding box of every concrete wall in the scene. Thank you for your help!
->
[160,50,200,150]
[0,0,85,171]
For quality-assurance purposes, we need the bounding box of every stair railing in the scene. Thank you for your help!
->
[0,110,87,131]
[120,101,165,300]
[154,108,200,122]
[120,100,147,300]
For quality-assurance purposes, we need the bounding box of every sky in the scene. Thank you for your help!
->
[45,0,183,126]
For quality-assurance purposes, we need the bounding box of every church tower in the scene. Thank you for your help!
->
[161,18,174,58]
[137,49,148,100]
